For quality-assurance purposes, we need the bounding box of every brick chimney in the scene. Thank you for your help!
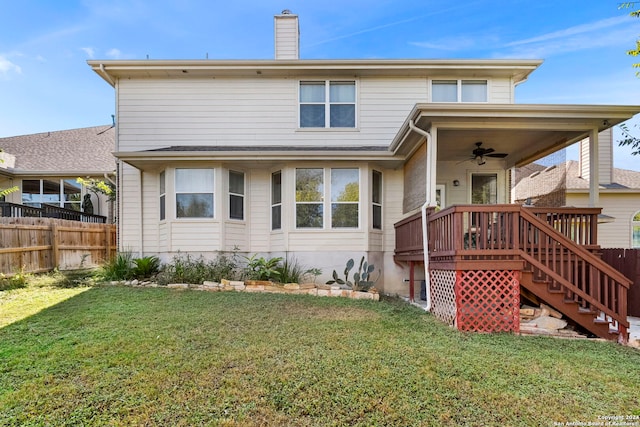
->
[274,10,299,60]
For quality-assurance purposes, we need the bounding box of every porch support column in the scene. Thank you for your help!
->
[588,128,600,207]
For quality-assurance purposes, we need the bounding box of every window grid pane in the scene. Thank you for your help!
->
[372,170,382,230]
[176,169,214,218]
[461,80,487,102]
[432,80,457,102]
[272,171,282,230]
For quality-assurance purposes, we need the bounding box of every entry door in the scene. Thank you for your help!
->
[471,173,497,205]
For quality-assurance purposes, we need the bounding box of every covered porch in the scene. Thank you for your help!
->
[389,103,640,342]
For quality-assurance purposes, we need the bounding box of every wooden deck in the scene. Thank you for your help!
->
[394,205,630,341]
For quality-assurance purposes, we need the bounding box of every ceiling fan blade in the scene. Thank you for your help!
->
[486,153,508,158]
[483,147,495,155]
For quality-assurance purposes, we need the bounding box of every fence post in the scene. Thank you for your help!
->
[105,225,112,262]
[51,223,59,269]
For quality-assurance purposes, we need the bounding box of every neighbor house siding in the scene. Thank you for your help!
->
[566,192,640,248]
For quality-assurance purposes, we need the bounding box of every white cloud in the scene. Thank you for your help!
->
[0,55,22,76]
[106,48,122,59]
[410,36,494,51]
[81,47,95,58]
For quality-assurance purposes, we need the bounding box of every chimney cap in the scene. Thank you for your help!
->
[281,9,292,14]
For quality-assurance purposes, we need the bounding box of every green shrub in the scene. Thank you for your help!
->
[155,252,240,285]
[0,269,29,291]
[276,255,321,284]
[101,251,134,281]
[242,255,282,281]
[132,256,161,279]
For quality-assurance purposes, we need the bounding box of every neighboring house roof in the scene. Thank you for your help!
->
[0,125,115,175]
[514,160,640,200]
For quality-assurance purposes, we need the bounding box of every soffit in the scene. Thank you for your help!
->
[393,103,640,168]
[88,59,541,85]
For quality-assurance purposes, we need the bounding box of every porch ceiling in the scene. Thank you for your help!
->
[392,103,640,168]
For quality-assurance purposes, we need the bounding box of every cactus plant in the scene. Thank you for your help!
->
[326,256,379,291]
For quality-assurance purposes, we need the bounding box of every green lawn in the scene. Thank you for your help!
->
[0,283,639,426]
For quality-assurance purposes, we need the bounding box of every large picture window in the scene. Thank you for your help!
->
[300,81,356,128]
[295,168,324,228]
[331,169,359,228]
[175,168,214,218]
[432,80,487,103]
[295,168,360,229]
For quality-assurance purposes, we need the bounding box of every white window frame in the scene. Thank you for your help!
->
[372,170,383,230]
[228,170,245,221]
[271,171,282,230]
[431,79,488,103]
[159,170,166,221]
[295,167,361,230]
[21,178,84,211]
[299,80,357,128]
[175,168,215,219]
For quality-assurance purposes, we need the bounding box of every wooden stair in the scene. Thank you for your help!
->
[520,271,620,340]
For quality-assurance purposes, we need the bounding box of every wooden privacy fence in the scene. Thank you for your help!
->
[0,217,116,276]
[601,248,640,318]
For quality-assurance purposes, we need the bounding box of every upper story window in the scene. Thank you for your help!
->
[175,168,214,218]
[432,80,487,103]
[299,81,356,128]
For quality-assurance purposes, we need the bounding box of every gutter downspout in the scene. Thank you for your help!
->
[408,119,436,311]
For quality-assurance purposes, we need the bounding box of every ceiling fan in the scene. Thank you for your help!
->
[469,142,508,165]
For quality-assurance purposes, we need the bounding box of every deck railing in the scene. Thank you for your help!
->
[0,202,107,224]
[394,204,630,335]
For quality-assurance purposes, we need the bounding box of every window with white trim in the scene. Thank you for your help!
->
[229,170,244,220]
[432,80,487,102]
[299,81,356,128]
[632,211,640,248]
[271,171,282,230]
[159,171,166,221]
[175,168,214,218]
[22,179,82,211]
[372,170,382,230]
[295,168,360,229]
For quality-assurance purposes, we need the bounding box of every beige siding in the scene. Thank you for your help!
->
[490,78,513,103]
[171,221,221,251]
[274,15,299,60]
[119,164,143,253]
[116,76,429,152]
[567,192,640,248]
[247,169,271,252]
[141,171,159,253]
[383,168,404,252]
[578,129,613,184]
[224,221,248,251]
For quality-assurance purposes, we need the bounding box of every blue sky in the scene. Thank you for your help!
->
[1,0,639,168]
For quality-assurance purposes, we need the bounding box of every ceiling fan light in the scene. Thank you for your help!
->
[476,156,485,165]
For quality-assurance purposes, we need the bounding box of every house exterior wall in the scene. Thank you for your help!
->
[114,70,520,293]
[566,191,640,248]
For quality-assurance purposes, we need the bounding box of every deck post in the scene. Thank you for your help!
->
[409,260,415,303]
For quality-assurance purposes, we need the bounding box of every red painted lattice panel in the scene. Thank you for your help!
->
[455,270,520,333]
